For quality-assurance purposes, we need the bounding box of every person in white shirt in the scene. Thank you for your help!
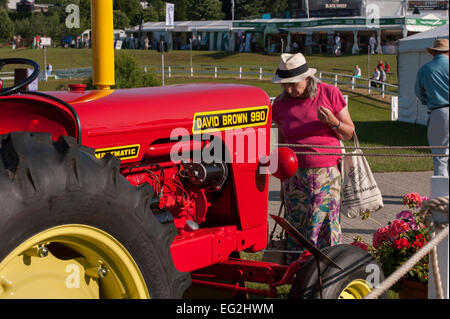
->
[371,67,380,87]
[353,65,361,78]
[334,33,341,56]
[369,34,377,55]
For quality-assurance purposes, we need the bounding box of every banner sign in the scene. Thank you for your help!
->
[233,17,448,29]
[308,0,361,10]
[408,1,449,11]
[166,2,174,26]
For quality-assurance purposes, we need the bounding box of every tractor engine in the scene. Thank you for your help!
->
[125,160,228,233]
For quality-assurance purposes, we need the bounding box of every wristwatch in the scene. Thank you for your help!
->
[331,120,341,129]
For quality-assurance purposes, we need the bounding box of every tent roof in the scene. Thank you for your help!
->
[399,24,449,52]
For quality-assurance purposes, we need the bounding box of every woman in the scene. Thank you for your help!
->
[272,53,355,263]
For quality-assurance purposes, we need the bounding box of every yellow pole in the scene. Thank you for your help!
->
[91,0,115,90]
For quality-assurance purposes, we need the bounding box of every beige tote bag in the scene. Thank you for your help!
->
[340,133,384,218]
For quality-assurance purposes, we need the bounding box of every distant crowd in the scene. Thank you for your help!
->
[351,59,391,86]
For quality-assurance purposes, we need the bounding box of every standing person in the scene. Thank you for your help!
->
[369,34,377,55]
[144,36,149,50]
[46,64,53,76]
[371,67,380,87]
[353,64,361,78]
[292,40,299,53]
[36,34,41,49]
[272,53,355,263]
[384,61,390,73]
[12,36,17,50]
[130,34,135,49]
[377,60,384,71]
[379,67,386,83]
[415,39,449,176]
[334,33,341,56]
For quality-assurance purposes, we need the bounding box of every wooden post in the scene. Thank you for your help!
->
[428,176,449,299]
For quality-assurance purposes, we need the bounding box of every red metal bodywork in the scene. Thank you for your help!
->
[0,83,273,275]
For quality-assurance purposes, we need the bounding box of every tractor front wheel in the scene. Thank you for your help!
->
[289,244,387,299]
[0,132,191,299]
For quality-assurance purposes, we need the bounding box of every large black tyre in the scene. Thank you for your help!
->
[0,132,191,298]
[289,244,388,299]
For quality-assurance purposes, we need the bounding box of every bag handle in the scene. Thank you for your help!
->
[352,131,360,149]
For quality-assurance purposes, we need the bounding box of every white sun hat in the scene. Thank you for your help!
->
[272,53,317,83]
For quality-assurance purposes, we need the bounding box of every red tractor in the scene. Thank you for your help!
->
[0,2,385,300]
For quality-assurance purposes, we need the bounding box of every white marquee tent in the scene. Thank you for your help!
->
[397,24,449,125]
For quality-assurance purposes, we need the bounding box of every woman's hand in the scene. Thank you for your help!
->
[318,106,355,141]
[317,106,339,128]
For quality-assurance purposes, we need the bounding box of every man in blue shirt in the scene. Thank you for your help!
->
[415,39,449,176]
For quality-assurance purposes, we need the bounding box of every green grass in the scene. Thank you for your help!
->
[1,48,397,84]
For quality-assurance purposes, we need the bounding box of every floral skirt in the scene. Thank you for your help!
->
[282,165,342,263]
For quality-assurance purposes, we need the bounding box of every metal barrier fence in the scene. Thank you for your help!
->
[317,71,398,98]
[1,64,399,98]
[152,65,398,97]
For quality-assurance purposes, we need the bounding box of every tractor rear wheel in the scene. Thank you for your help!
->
[0,132,191,299]
[289,244,388,299]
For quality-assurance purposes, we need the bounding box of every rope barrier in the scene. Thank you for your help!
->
[365,196,449,299]
[274,143,449,157]
[293,152,448,157]
[278,143,449,150]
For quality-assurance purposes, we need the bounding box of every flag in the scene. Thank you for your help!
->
[166,3,174,26]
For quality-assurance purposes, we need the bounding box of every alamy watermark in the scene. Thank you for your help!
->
[65,4,80,29]
[169,127,279,175]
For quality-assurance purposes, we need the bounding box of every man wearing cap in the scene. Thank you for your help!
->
[415,39,449,176]
[272,53,355,263]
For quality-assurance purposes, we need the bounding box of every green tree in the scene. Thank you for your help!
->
[264,0,287,18]
[85,51,160,89]
[147,0,165,21]
[114,0,143,26]
[0,8,14,41]
[14,18,32,38]
[113,10,130,29]
[234,0,266,19]
[142,7,159,22]
[185,0,225,20]
[173,0,187,21]
[0,0,7,9]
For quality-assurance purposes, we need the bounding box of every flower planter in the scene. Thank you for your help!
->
[398,278,428,299]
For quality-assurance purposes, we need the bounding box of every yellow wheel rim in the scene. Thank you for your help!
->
[0,225,149,299]
[338,279,373,299]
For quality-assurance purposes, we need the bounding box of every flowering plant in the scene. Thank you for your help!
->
[352,193,430,283]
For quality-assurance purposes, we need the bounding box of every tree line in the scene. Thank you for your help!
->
[0,0,287,42]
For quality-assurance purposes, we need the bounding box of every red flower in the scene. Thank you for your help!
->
[412,240,423,250]
[388,219,410,240]
[402,193,423,208]
[373,227,390,249]
[351,241,368,251]
[393,238,410,249]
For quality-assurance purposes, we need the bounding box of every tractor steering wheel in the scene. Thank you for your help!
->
[0,58,40,96]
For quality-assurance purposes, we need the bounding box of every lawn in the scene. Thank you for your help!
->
[1,47,398,84]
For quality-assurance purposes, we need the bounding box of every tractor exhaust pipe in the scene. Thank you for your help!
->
[91,0,115,90]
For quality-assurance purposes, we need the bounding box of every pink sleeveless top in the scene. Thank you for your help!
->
[273,82,346,168]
